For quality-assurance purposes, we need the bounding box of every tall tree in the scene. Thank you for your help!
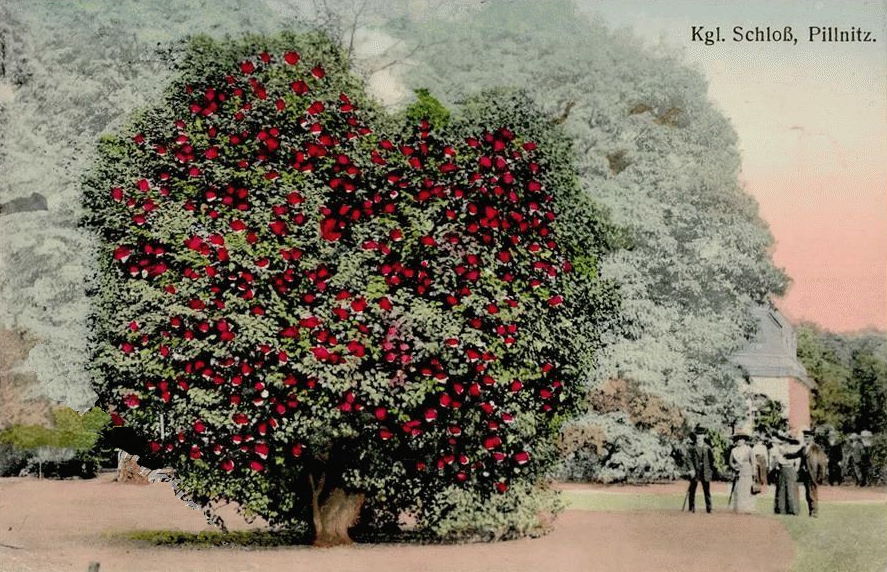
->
[84,34,617,543]
[798,322,887,435]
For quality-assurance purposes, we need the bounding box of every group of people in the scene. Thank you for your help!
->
[682,425,875,517]
[824,430,876,487]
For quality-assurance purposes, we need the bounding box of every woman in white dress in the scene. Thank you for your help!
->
[729,432,756,514]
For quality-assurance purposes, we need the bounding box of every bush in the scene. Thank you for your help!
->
[556,412,679,483]
[416,480,563,542]
[0,443,28,476]
[0,407,109,478]
[82,32,617,544]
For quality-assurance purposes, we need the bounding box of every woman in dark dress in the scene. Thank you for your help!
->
[773,432,801,515]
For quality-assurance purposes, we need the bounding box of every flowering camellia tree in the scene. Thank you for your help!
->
[83,32,617,545]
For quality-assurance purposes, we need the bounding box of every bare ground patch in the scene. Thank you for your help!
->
[0,475,796,572]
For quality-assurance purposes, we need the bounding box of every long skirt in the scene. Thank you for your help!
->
[774,465,799,515]
[731,472,756,513]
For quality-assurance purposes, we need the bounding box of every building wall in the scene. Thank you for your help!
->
[745,375,812,433]
[747,376,790,410]
[787,377,812,431]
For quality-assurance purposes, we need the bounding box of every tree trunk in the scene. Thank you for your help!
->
[309,474,364,547]
[115,451,149,484]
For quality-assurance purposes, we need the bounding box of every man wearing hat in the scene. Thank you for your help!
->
[825,428,844,486]
[845,433,864,486]
[752,434,770,493]
[785,428,826,517]
[859,430,874,486]
[728,430,756,513]
[685,427,716,513]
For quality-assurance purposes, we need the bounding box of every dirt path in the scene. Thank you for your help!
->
[557,480,887,503]
[0,476,796,572]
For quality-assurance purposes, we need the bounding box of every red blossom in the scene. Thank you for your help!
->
[513,451,531,465]
[269,220,288,236]
[483,435,502,450]
[319,217,342,241]
[284,51,300,65]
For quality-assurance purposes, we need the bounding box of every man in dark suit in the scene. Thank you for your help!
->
[686,427,716,513]
[785,428,826,517]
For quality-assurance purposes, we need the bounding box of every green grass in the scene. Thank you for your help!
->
[778,503,887,572]
[562,489,734,512]
[563,489,887,572]
[121,528,310,547]
[119,527,487,547]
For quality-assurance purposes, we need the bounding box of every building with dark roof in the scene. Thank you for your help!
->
[731,304,815,432]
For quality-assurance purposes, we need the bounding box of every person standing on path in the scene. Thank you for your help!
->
[826,429,844,486]
[773,432,801,515]
[844,433,862,485]
[785,429,826,517]
[685,427,716,513]
[752,434,770,493]
[859,430,874,486]
[729,432,757,513]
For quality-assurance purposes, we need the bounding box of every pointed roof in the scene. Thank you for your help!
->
[731,305,815,388]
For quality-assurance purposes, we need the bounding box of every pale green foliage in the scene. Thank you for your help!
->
[388,0,787,480]
[0,1,295,410]
[0,406,108,451]
[557,412,677,483]
[418,480,563,540]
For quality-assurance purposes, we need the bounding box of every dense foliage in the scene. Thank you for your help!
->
[388,0,787,481]
[0,1,292,410]
[797,324,887,484]
[3,0,788,486]
[0,406,109,478]
[83,33,616,540]
[797,324,887,436]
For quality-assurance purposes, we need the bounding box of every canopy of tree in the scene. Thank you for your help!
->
[797,324,887,435]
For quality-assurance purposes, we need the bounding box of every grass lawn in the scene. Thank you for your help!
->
[777,503,887,572]
[563,489,887,572]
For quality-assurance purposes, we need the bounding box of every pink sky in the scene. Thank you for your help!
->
[754,172,887,332]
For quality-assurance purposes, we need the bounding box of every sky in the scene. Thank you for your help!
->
[578,0,887,332]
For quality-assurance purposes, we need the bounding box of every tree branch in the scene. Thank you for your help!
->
[552,100,576,125]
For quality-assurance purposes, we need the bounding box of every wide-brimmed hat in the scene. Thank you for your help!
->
[693,426,707,435]
[730,431,751,441]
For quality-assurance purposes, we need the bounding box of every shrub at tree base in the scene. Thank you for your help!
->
[83,33,616,544]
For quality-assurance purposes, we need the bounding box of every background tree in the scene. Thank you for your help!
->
[798,323,887,435]
[84,33,617,544]
[3,0,788,486]
[383,0,787,480]
[750,393,788,436]
[0,406,108,478]
[0,1,295,410]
